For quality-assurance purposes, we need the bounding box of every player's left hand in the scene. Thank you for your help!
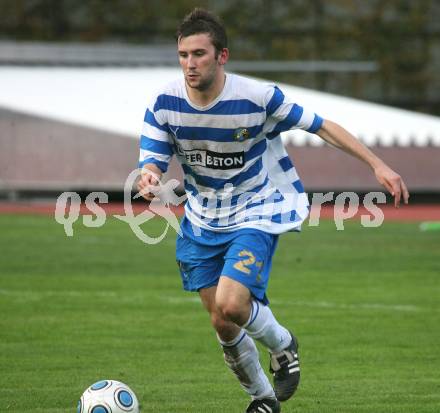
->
[374,164,409,207]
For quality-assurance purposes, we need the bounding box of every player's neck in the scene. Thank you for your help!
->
[186,72,226,107]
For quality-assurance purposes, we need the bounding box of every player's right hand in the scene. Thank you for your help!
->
[137,164,163,201]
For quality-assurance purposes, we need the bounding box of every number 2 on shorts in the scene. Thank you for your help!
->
[233,250,256,275]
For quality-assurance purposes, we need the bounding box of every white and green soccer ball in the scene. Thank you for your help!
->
[77,380,140,413]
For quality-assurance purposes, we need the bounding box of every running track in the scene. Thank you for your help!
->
[0,202,439,221]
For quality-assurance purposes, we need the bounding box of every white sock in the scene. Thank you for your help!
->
[218,330,275,400]
[243,299,291,353]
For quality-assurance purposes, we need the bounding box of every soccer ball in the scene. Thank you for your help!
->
[77,380,140,413]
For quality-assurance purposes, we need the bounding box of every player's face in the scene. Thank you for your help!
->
[178,33,225,92]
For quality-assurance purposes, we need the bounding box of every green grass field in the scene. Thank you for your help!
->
[0,214,439,412]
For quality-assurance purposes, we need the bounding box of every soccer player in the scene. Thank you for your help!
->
[137,8,409,413]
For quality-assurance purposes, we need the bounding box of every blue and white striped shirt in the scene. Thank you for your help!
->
[139,73,323,234]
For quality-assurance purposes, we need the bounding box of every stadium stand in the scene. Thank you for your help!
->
[1,43,439,198]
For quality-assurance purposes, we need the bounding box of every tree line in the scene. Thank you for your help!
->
[1,0,439,115]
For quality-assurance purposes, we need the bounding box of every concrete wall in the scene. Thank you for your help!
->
[0,108,138,191]
[284,145,440,192]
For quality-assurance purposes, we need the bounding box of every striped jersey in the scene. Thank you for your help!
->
[139,73,323,234]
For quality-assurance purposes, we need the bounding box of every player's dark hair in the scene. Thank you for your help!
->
[176,8,228,55]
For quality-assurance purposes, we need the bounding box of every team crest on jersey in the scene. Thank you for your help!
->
[233,127,250,142]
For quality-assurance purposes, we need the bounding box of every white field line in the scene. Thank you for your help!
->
[0,289,149,305]
[269,299,422,313]
[161,296,201,304]
[0,289,118,299]
[161,296,425,313]
[0,289,430,313]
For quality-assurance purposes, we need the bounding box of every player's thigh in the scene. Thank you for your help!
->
[216,276,252,317]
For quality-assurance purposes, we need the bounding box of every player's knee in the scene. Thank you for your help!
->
[210,311,230,332]
[215,296,247,325]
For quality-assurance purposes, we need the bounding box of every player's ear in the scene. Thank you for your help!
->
[218,48,229,66]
